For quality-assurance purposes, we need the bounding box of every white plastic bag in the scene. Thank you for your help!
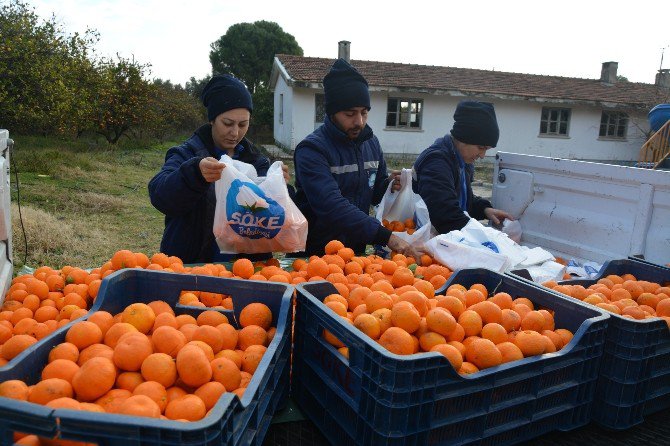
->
[213,156,307,254]
[375,168,416,223]
[425,233,510,273]
[414,198,430,229]
[377,222,438,257]
[502,219,522,243]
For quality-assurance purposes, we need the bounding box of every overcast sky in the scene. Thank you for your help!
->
[29,0,670,87]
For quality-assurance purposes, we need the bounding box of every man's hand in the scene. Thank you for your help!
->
[281,162,291,184]
[484,207,515,226]
[389,169,402,193]
[387,234,422,260]
[199,157,225,183]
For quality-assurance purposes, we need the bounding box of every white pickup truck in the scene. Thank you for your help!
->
[0,130,12,297]
[491,151,670,267]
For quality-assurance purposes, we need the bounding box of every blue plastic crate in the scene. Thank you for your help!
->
[293,268,608,446]
[555,258,670,430]
[0,268,293,445]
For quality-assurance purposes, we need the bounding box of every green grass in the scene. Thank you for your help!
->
[10,134,182,270]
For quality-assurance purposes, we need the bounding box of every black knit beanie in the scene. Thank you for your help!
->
[450,101,499,147]
[200,74,253,121]
[324,58,371,115]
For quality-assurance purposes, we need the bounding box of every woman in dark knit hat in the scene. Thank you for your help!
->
[412,100,514,234]
[149,74,292,263]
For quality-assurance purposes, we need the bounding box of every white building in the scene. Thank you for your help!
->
[269,42,670,162]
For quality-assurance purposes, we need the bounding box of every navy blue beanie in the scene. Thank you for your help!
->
[324,58,371,115]
[450,101,499,147]
[200,74,253,121]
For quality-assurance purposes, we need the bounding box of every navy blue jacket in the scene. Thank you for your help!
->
[148,124,272,263]
[293,117,392,256]
[412,134,492,234]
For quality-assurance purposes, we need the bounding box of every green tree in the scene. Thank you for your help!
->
[185,75,211,102]
[143,79,204,141]
[92,56,154,144]
[209,20,302,93]
[0,0,99,136]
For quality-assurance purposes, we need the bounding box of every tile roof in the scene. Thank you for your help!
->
[275,54,669,111]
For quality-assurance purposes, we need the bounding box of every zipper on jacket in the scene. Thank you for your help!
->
[354,142,364,208]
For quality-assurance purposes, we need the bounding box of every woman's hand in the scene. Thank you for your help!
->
[281,162,291,184]
[199,157,225,183]
[389,170,402,192]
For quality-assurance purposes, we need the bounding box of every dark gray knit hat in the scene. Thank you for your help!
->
[451,101,499,147]
[323,58,371,115]
[201,74,253,121]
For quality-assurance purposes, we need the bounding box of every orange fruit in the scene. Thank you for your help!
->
[113,332,153,371]
[390,301,421,333]
[176,345,212,388]
[165,394,207,421]
[0,380,29,400]
[237,325,268,350]
[378,327,415,355]
[239,303,273,330]
[353,313,382,340]
[497,341,524,363]
[133,380,168,413]
[425,307,457,337]
[117,394,161,418]
[232,258,255,279]
[71,356,116,402]
[514,330,546,357]
[65,321,103,351]
[465,338,502,370]
[325,240,345,255]
[195,381,226,411]
[458,310,483,337]
[28,378,73,405]
[211,356,242,391]
[121,303,156,334]
[140,353,177,388]
[241,345,267,374]
[430,344,463,370]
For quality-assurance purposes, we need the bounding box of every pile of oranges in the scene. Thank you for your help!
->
[0,299,274,431]
[381,218,416,234]
[543,274,670,323]
[321,278,575,374]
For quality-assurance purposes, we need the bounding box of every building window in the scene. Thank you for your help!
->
[386,98,423,129]
[540,107,571,136]
[315,94,325,124]
[599,111,628,138]
[279,94,283,124]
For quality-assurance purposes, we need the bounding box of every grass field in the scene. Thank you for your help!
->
[7,135,494,272]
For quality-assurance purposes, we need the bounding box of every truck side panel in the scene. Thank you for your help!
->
[492,152,670,264]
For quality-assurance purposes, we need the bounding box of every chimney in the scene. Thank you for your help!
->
[338,40,351,62]
[656,69,670,88]
[600,61,618,84]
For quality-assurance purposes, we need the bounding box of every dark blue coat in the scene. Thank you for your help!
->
[412,134,491,234]
[148,124,271,263]
[293,117,391,255]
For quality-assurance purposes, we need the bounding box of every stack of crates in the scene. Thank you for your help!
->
[292,268,609,445]
[0,268,293,445]
[555,258,670,429]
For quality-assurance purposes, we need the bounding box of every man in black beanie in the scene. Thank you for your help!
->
[412,100,514,234]
[292,58,420,258]
[149,74,292,263]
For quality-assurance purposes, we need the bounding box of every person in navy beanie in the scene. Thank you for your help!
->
[412,100,514,234]
[149,74,293,263]
[291,58,420,258]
